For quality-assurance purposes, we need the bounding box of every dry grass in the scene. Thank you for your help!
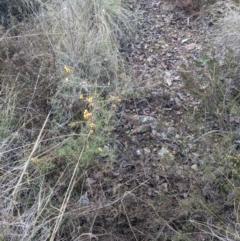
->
[178,1,240,240]
[0,0,134,240]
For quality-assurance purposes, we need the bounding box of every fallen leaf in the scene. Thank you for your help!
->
[85,177,96,185]
[160,183,168,192]
[181,38,190,44]
[185,43,196,51]
[191,164,198,171]
[177,92,185,100]
[147,56,153,62]
[164,71,173,86]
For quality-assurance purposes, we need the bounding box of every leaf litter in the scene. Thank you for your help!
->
[79,1,240,240]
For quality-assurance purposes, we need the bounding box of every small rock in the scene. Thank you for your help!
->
[139,116,156,124]
[175,134,180,139]
[135,149,142,156]
[78,192,89,206]
[143,147,151,155]
[112,171,120,177]
[183,192,188,198]
[158,146,175,163]
[131,125,151,134]
[191,164,199,171]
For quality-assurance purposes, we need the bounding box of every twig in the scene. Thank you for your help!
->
[11,111,51,200]
[193,130,222,143]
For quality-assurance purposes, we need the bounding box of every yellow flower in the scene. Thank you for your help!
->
[110,95,115,100]
[98,147,103,152]
[117,98,122,103]
[31,157,39,163]
[87,96,93,103]
[79,94,84,100]
[90,129,94,134]
[68,122,75,128]
[111,104,117,109]
[83,109,92,120]
[83,109,89,119]
[64,65,71,73]
[89,122,95,128]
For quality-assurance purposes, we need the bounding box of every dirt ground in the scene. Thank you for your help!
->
[73,1,240,240]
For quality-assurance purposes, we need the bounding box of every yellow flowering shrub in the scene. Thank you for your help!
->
[83,109,92,120]
[79,94,84,100]
[87,96,93,103]
[64,65,71,73]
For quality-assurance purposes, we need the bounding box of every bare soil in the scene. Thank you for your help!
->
[74,1,239,240]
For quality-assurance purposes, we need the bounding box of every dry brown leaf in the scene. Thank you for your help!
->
[164,71,173,86]
[160,183,168,192]
[191,164,198,171]
[185,43,197,51]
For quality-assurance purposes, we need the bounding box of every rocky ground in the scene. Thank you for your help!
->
[73,1,240,240]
